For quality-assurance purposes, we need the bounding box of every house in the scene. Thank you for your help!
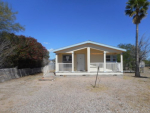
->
[53,41,126,75]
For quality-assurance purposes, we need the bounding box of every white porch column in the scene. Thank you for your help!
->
[103,51,106,72]
[55,53,59,72]
[120,53,123,72]
[72,51,74,72]
[87,47,90,72]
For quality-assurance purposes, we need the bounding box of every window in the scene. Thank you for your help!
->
[106,55,111,61]
[112,56,116,62]
[63,55,72,63]
[106,55,116,62]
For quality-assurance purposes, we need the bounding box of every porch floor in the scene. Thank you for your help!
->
[56,71,123,75]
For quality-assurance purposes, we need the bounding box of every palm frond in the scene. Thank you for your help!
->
[126,5,132,9]
[143,1,150,10]
[130,11,136,17]
[125,0,150,24]
[125,10,133,16]
[139,8,147,15]
[139,13,146,19]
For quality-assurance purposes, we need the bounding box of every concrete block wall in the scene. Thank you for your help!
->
[0,68,42,83]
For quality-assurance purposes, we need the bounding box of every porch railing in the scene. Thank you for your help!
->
[58,62,121,72]
[106,63,121,72]
[90,62,121,72]
[90,62,104,72]
[58,63,72,71]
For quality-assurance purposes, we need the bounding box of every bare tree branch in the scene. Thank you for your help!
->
[0,36,15,68]
[131,34,150,63]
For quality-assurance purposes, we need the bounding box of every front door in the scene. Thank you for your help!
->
[77,54,85,71]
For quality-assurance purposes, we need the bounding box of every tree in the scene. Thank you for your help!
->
[125,0,150,77]
[0,32,49,69]
[118,35,150,72]
[117,44,135,71]
[10,36,49,68]
[130,35,150,63]
[0,0,24,32]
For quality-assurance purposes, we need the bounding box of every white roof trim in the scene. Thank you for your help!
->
[53,41,126,52]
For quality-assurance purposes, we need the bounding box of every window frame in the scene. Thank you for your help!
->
[106,55,117,62]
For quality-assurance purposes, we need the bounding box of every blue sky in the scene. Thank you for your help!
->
[3,0,150,59]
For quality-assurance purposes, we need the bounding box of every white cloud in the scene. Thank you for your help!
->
[43,42,49,44]
[48,48,54,52]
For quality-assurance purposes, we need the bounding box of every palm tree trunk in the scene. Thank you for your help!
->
[135,24,140,77]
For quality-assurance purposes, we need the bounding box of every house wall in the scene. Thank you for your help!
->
[90,49,104,62]
[91,54,103,62]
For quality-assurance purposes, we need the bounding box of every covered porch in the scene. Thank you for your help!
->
[55,47,123,75]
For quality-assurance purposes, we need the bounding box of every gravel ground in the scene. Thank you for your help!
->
[0,68,150,113]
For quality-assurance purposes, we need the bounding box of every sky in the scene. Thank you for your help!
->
[3,0,150,59]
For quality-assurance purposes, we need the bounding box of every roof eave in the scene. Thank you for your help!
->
[53,41,127,52]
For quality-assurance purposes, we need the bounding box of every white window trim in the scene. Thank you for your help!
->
[106,55,117,62]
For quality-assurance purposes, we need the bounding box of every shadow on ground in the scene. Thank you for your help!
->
[132,76,149,78]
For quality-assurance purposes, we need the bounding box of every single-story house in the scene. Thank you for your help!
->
[53,41,126,75]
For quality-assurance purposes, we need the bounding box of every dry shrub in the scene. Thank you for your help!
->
[126,92,150,110]
[123,76,132,80]
[87,84,108,92]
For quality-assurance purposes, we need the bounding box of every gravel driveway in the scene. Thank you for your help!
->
[0,68,150,113]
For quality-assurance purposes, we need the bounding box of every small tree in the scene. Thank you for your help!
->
[93,66,99,88]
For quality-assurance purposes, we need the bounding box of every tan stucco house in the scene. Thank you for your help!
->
[53,41,126,75]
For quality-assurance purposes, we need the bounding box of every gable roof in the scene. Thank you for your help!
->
[53,41,126,52]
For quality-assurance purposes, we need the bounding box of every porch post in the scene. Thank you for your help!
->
[72,51,74,72]
[55,53,59,72]
[103,51,106,72]
[87,47,90,72]
[120,53,123,72]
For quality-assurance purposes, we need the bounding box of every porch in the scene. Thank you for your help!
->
[55,47,123,75]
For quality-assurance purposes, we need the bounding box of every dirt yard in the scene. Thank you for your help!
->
[0,68,150,113]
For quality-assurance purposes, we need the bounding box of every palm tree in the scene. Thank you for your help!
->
[125,0,149,77]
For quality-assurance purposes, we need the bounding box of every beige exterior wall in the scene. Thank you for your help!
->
[58,53,62,63]
[90,49,103,62]
[91,54,103,62]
